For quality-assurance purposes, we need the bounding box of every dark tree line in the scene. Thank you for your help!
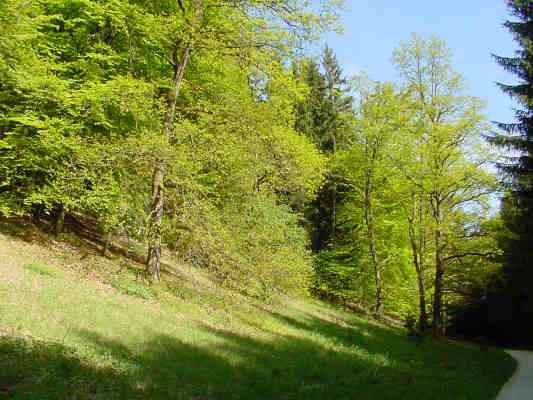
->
[450,0,533,348]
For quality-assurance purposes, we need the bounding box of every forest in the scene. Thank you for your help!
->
[1,0,532,362]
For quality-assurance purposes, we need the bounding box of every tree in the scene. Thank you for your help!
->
[394,34,496,335]
[321,46,353,238]
[0,0,146,236]
[0,0,335,297]
[353,84,411,319]
[294,47,353,251]
[326,83,416,320]
[142,0,339,280]
[490,0,533,346]
[294,60,328,144]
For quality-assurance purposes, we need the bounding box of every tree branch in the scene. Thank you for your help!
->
[444,251,497,262]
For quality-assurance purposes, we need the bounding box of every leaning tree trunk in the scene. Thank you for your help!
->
[364,168,383,320]
[145,43,191,281]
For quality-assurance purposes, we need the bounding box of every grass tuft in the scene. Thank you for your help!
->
[110,276,155,300]
[23,262,61,278]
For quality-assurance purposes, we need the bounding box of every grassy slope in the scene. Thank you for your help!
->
[0,224,515,400]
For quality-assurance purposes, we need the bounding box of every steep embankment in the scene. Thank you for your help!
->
[0,224,515,400]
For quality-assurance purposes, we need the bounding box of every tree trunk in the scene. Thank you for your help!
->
[409,223,428,332]
[432,200,445,336]
[331,134,337,238]
[433,251,444,336]
[145,43,191,281]
[408,194,427,332]
[416,266,427,332]
[102,230,111,257]
[331,179,336,239]
[364,169,383,320]
[146,163,165,281]
[55,204,65,237]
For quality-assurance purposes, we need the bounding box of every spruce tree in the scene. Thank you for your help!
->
[320,46,353,240]
[492,0,533,345]
[321,45,353,153]
[294,47,353,251]
[294,60,328,144]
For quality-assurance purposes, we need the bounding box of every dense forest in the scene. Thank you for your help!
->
[0,0,531,348]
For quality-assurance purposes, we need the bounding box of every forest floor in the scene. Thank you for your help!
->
[0,221,516,400]
[496,350,533,399]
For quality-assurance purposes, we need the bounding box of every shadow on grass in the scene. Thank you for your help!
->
[0,335,135,400]
[1,306,513,400]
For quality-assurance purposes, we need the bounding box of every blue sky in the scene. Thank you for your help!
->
[320,1,519,125]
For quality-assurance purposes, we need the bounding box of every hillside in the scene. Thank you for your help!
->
[0,223,515,400]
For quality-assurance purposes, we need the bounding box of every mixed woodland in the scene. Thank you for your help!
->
[1,0,532,346]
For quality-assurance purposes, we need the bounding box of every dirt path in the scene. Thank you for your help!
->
[496,350,533,400]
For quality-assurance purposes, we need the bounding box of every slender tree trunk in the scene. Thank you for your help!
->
[433,251,444,336]
[364,168,383,320]
[432,200,445,336]
[417,265,427,332]
[331,133,337,239]
[408,221,427,331]
[408,194,427,332]
[145,43,191,281]
[331,180,336,238]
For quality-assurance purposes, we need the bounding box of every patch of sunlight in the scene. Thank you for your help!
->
[23,261,62,278]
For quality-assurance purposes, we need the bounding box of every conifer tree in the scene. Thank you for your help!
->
[491,0,533,345]
[295,47,353,251]
[321,46,353,239]
[294,60,329,144]
[321,46,353,154]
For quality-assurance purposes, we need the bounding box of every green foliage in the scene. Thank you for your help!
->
[310,83,419,318]
[0,0,509,340]
[0,0,332,296]
[308,38,501,327]
[169,193,312,299]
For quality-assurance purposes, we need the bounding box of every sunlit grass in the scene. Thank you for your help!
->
[0,228,516,400]
[23,262,61,278]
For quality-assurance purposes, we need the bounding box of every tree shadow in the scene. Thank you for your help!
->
[71,326,413,400]
[1,313,511,400]
[275,307,441,360]
[0,335,136,400]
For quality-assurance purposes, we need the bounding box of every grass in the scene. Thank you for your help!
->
[0,222,516,400]
[23,261,62,278]
[109,276,156,300]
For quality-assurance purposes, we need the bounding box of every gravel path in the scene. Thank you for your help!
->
[496,350,533,400]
